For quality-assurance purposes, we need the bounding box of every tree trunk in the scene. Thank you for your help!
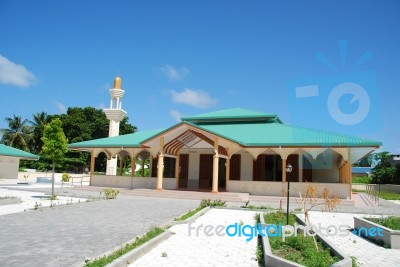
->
[52,161,55,197]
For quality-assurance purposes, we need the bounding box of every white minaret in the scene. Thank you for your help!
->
[103,76,127,175]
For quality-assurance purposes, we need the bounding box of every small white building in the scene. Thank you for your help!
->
[0,144,39,179]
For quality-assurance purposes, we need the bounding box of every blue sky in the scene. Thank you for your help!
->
[0,0,399,153]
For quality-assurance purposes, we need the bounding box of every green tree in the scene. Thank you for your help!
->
[42,118,68,197]
[1,114,33,151]
[57,107,136,172]
[371,152,399,184]
[30,112,49,154]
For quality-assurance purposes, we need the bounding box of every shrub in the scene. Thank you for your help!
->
[62,173,71,182]
[103,188,119,199]
[200,199,226,208]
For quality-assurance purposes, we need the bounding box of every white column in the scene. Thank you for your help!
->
[156,137,164,190]
[298,153,303,182]
[90,150,95,186]
[226,156,230,191]
[282,158,287,183]
[175,154,180,189]
[157,153,164,190]
[212,138,219,193]
[212,155,219,193]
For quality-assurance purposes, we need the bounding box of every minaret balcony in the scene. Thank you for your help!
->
[109,89,125,98]
[103,109,127,122]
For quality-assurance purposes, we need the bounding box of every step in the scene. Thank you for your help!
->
[121,189,249,202]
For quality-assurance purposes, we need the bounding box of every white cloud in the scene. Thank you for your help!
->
[98,103,106,109]
[0,54,37,87]
[170,88,217,108]
[160,64,189,81]
[170,110,182,122]
[54,101,67,113]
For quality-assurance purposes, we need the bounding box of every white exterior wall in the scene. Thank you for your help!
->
[311,152,340,183]
[239,150,253,181]
[91,175,175,189]
[229,180,350,199]
[0,156,20,179]
[187,151,200,189]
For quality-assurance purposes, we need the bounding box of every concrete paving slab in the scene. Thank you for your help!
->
[0,194,199,267]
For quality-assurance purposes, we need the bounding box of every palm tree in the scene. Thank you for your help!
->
[1,115,33,151]
[30,112,49,153]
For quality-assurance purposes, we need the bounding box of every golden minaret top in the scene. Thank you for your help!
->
[113,76,122,89]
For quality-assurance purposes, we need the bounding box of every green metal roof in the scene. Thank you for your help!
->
[182,108,282,123]
[68,128,166,149]
[189,121,381,147]
[68,108,381,149]
[0,144,39,159]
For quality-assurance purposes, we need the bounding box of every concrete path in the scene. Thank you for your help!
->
[297,211,400,267]
[0,193,198,267]
[130,209,259,267]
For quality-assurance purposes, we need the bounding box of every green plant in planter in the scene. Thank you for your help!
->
[103,188,119,199]
[62,173,71,182]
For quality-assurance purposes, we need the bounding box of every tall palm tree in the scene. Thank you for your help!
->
[1,115,33,151]
[30,112,49,153]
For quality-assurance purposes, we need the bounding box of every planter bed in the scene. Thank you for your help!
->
[354,217,400,249]
[259,212,351,267]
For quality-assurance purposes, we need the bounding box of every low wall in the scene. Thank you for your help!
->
[352,184,400,193]
[354,217,400,249]
[18,171,87,183]
[229,181,350,199]
[91,175,176,189]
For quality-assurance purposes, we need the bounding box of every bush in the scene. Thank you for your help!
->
[371,152,400,184]
[200,199,226,208]
[62,173,71,182]
[103,188,119,199]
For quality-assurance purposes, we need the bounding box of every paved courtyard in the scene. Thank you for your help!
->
[1,181,400,267]
[0,192,198,267]
[130,209,259,267]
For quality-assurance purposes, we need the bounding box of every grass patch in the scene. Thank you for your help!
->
[174,206,204,221]
[84,227,165,267]
[264,211,339,267]
[352,176,372,184]
[366,216,400,230]
[244,205,275,210]
[241,201,275,210]
[254,213,264,266]
[378,191,400,200]
[174,199,226,222]
[352,189,366,193]
[256,235,265,267]
[351,256,360,267]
